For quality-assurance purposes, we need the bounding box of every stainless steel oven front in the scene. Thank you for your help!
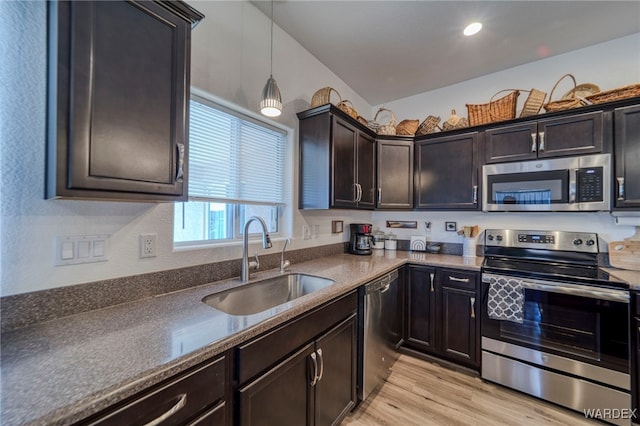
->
[482,153,611,212]
[481,273,631,424]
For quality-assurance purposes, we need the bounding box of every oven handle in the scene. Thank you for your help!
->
[482,274,629,304]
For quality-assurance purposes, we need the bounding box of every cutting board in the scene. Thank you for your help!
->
[609,239,640,271]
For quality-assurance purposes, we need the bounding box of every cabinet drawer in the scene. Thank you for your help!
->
[438,269,478,291]
[85,356,226,426]
[237,291,357,384]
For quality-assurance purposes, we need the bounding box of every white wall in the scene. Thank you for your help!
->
[0,2,637,297]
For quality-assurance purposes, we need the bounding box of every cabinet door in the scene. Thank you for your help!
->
[485,122,538,163]
[314,315,357,426]
[332,117,357,207]
[614,105,640,209]
[356,132,377,209]
[414,132,480,210]
[49,1,190,200]
[376,139,414,209]
[238,343,314,426]
[436,270,479,368]
[537,111,604,158]
[406,266,437,352]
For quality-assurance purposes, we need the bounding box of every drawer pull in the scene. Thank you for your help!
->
[316,349,324,382]
[144,393,187,426]
[448,276,470,283]
[470,297,476,319]
[310,352,319,386]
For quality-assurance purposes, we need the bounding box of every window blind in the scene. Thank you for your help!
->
[188,95,286,205]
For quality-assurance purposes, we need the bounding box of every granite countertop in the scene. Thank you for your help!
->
[0,251,482,426]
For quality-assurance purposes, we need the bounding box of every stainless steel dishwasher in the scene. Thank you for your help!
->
[358,269,401,401]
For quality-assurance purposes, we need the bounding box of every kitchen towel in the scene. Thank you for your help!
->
[487,275,524,324]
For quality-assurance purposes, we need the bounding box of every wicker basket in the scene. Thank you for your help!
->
[356,115,368,126]
[441,110,468,131]
[336,100,358,119]
[543,74,590,112]
[415,116,441,136]
[519,88,547,117]
[466,90,519,126]
[310,87,341,108]
[586,83,640,104]
[372,108,397,135]
[396,119,419,136]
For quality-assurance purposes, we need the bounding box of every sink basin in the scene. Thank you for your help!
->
[202,273,335,316]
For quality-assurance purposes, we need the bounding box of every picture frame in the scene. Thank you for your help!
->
[331,220,343,234]
[445,221,457,232]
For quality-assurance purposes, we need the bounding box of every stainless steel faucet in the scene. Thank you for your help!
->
[241,216,272,282]
[280,238,291,273]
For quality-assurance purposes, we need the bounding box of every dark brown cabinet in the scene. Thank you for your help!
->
[47,1,203,201]
[614,105,640,209]
[484,111,605,164]
[236,292,357,426]
[298,105,376,209]
[376,138,414,209]
[414,132,480,210]
[80,354,229,426]
[404,266,480,369]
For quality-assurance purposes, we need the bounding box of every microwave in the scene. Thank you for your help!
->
[482,153,611,212]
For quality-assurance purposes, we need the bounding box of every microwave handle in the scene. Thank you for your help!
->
[569,169,577,203]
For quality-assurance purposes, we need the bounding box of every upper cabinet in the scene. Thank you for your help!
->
[376,138,414,209]
[484,111,606,164]
[47,1,203,201]
[614,105,640,209]
[414,132,480,210]
[298,105,376,210]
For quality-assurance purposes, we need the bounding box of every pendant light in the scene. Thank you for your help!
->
[260,0,282,117]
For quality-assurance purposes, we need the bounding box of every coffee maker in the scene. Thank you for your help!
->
[349,223,373,255]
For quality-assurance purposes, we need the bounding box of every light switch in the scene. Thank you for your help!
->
[61,242,74,260]
[78,241,90,258]
[93,240,105,257]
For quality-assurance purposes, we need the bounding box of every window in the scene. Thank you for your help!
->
[174,94,287,245]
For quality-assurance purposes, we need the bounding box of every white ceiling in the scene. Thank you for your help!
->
[253,1,640,105]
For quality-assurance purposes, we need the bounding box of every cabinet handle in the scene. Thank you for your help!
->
[429,273,435,292]
[530,133,537,152]
[470,297,476,319]
[617,177,625,200]
[358,184,363,202]
[538,131,545,151]
[310,352,319,386]
[316,349,324,382]
[144,393,187,426]
[176,143,185,183]
[472,185,478,204]
[449,276,470,283]
[378,188,382,203]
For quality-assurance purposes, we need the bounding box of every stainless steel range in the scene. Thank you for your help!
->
[481,229,631,425]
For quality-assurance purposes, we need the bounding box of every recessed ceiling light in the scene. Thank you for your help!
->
[463,22,483,36]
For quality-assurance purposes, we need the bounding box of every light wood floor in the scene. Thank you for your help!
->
[343,354,597,426]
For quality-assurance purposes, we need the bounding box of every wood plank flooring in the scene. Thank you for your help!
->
[343,354,596,426]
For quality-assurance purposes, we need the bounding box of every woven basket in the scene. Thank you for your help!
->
[372,108,397,135]
[441,110,469,131]
[310,87,341,108]
[336,100,358,119]
[586,83,640,104]
[466,90,519,126]
[356,115,368,126]
[543,74,590,112]
[396,119,419,136]
[519,88,547,117]
[415,115,441,136]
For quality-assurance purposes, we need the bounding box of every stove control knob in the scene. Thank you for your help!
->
[496,235,503,242]
[573,239,583,246]
[586,239,596,246]
[487,234,494,241]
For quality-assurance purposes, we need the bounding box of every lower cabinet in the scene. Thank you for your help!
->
[404,265,480,369]
[235,292,357,426]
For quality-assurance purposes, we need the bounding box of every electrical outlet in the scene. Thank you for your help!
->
[139,233,157,258]
[302,225,312,240]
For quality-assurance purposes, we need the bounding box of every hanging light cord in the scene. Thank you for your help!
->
[269,0,274,77]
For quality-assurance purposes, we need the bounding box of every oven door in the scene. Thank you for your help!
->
[481,273,629,375]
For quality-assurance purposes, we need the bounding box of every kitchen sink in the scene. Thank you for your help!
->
[202,273,335,316]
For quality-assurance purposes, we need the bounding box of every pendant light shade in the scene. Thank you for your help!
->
[260,0,282,117]
[260,75,282,117]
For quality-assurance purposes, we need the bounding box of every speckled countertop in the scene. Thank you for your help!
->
[0,251,483,426]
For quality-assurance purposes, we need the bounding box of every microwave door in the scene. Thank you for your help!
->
[484,169,569,211]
